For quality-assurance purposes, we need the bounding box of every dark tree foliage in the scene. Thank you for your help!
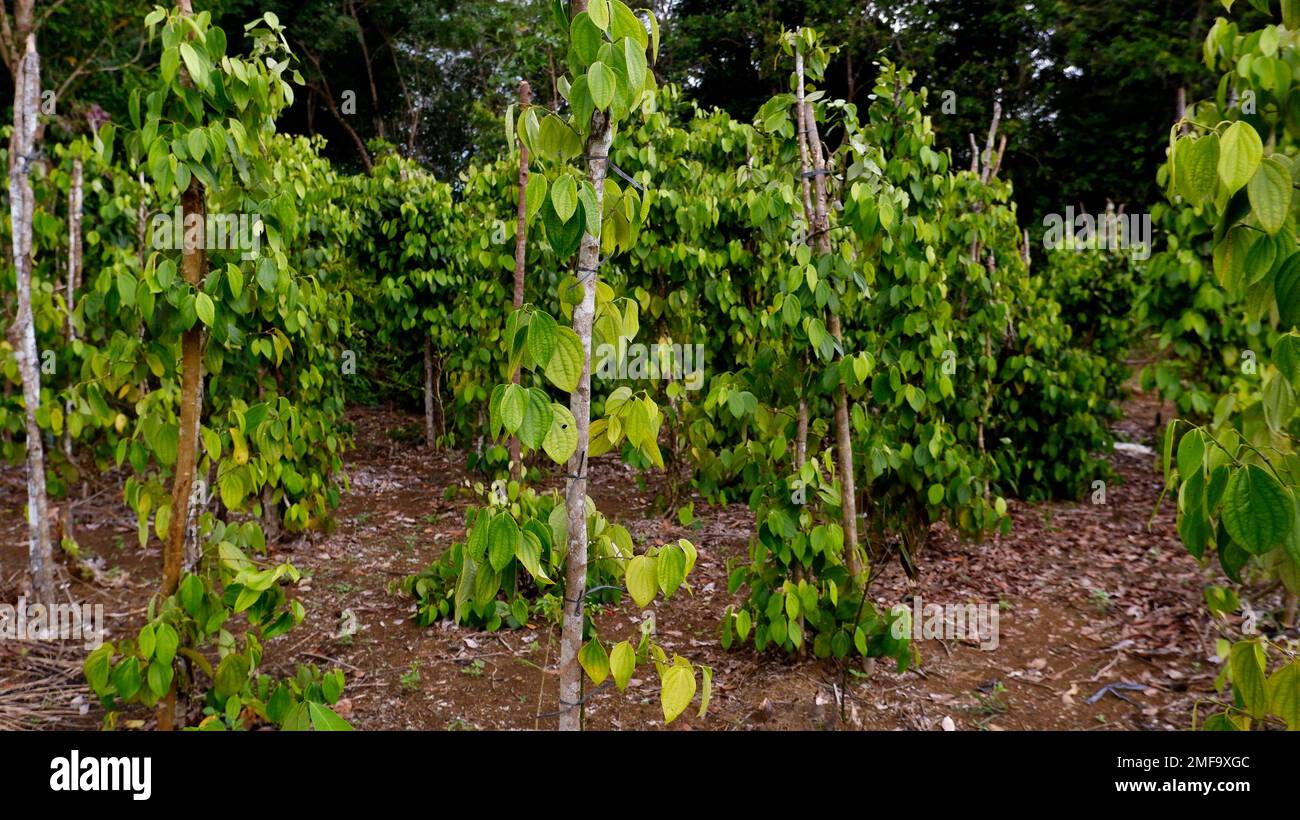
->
[2,0,1252,221]
[658,0,1226,226]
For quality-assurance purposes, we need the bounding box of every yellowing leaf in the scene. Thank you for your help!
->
[625,554,658,607]
[578,639,609,685]
[660,664,696,723]
[543,403,578,464]
[1218,121,1263,195]
[610,640,635,691]
[1266,661,1300,730]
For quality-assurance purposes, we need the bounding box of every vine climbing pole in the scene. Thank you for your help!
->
[558,0,610,733]
[7,24,55,606]
[794,43,861,579]
[158,0,208,731]
[509,80,532,482]
[63,157,84,549]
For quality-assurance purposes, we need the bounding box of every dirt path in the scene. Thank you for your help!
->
[0,387,1252,730]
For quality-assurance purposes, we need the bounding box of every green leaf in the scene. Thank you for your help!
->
[213,653,248,699]
[587,0,610,31]
[569,13,603,68]
[588,61,615,110]
[551,173,578,223]
[656,545,687,598]
[1267,661,1300,729]
[84,646,112,693]
[698,665,712,717]
[161,47,179,86]
[527,309,558,366]
[219,467,246,510]
[516,529,550,583]
[1185,134,1220,203]
[610,640,635,691]
[1176,429,1205,481]
[110,657,141,701]
[488,513,521,573]
[519,388,554,451]
[179,42,209,88]
[179,574,204,617]
[622,36,647,95]
[525,173,548,223]
[660,664,696,723]
[1162,418,1177,487]
[1248,156,1293,235]
[500,383,527,435]
[610,1,648,48]
[1286,0,1300,28]
[543,196,584,257]
[544,326,584,392]
[578,639,610,685]
[625,554,659,607]
[147,660,174,698]
[1229,640,1268,719]
[1276,252,1300,328]
[1275,333,1300,388]
[1214,226,1254,295]
[155,623,179,666]
[1222,464,1292,555]
[137,623,156,661]
[307,701,354,731]
[195,291,216,327]
[1218,121,1263,195]
[647,11,660,62]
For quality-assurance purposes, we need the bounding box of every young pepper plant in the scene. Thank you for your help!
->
[464,0,708,728]
[1161,4,1300,730]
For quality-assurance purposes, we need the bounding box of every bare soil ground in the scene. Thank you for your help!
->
[1,384,1278,731]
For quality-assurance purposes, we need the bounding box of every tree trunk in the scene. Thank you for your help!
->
[159,0,205,732]
[162,187,205,601]
[8,33,54,605]
[509,80,532,482]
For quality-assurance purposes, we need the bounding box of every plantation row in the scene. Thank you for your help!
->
[1,0,1296,730]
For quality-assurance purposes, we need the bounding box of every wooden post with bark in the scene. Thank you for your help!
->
[509,80,532,482]
[558,0,610,733]
[794,49,861,579]
[8,30,55,605]
[159,0,207,731]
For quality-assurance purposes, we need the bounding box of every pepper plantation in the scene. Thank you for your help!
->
[0,0,1298,735]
